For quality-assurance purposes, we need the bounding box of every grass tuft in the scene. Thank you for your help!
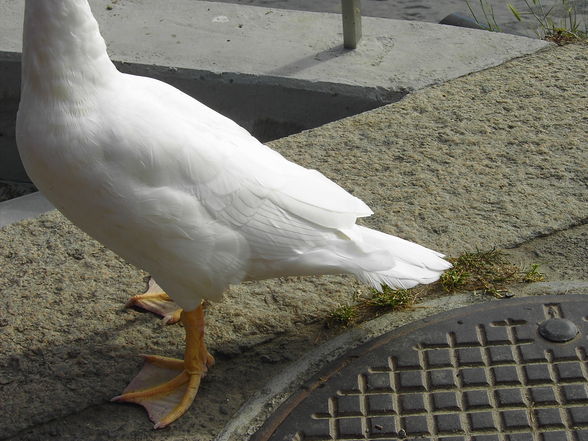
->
[467,0,503,30]
[522,263,546,282]
[326,287,416,328]
[327,304,358,327]
[367,288,414,310]
[441,249,515,295]
[467,0,587,44]
[326,249,545,328]
[441,249,545,297]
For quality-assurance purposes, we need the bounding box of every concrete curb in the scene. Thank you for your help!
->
[0,191,54,228]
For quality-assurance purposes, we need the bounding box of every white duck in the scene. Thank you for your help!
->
[17,0,450,429]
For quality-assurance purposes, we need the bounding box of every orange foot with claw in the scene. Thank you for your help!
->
[112,305,213,428]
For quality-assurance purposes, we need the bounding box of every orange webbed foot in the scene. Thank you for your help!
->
[112,306,212,428]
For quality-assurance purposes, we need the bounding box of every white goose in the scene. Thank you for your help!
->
[17,0,450,429]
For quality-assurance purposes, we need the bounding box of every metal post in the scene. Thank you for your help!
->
[342,0,362,49]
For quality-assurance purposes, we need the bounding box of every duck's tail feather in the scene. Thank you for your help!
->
[348,225,451,291]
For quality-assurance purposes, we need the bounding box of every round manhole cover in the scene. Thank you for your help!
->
[252,295,588,441]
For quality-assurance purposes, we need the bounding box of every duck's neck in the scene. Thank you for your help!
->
[21,0,118,101]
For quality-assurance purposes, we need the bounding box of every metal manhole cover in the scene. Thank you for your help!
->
[252,295,588,441]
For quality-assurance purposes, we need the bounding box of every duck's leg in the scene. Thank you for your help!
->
[126,278,182,324]
[112,304,214,429]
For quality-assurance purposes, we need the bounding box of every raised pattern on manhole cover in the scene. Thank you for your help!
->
[253,295,588,441]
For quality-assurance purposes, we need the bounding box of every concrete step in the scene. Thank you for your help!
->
[0,191,54,228]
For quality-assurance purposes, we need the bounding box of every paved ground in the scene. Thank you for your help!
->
[0,41,586,440]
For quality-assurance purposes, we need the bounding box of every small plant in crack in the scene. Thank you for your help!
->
[325,249,546,328]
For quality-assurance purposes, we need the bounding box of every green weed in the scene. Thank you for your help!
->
[367,288,414,309]
[326,287,415,328]
[466,0,587,43]
[326,249,546,328]
[327,304,358,327]
[466,0,503,30]
[522,263,546,282]
[441,249,544,297]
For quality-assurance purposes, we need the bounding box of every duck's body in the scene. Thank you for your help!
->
[17,0,450,428]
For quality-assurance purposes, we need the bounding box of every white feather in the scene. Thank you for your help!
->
[17,0,450,311]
